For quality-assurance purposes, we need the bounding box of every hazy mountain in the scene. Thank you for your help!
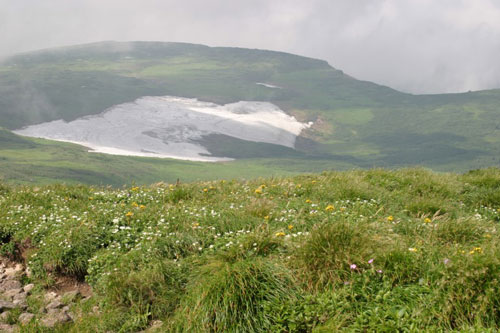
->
[1,41,499,184]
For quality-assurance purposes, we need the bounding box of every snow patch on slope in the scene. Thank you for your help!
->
[256,82,282,89]
[14,96,310,162]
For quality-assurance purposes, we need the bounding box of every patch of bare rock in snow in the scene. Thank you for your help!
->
[14,96,311,162]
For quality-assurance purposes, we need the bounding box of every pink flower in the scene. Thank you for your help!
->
[350,264,357,270]
[377,270,383,274]
[368,258,374,264]
[443,258,450,265]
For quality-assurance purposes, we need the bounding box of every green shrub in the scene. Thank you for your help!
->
[86,250,188,332]
[172,257,298,332]
[293,220,381,288]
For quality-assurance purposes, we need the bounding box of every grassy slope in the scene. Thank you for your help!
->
[1,41,499,184]
[1,168,500,331]
[0,129,346,186]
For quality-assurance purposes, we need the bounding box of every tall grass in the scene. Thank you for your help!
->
[0,168,499,331]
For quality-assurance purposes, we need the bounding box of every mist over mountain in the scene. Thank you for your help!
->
[0,41,499,185]
[2,1,500,94]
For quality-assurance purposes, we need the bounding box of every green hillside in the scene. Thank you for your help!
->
[1,41,499,184]
[0,168,499,331]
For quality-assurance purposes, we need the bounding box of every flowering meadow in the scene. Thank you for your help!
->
[1,168,500,331]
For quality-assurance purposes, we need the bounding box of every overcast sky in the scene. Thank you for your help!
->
[1,0,500,94]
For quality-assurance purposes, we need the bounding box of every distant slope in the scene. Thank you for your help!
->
[0,129,344,186]
[1,41,499,184]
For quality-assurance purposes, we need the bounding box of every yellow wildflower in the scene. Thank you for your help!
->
[275,232,286,237]
[288,225,294,230]
[325,205,335,211]
[255,188,263,194]
[305,199,312,204]
[387,216,394,222]
[312,180,317,184]
[139,205,146,209]
[408,247,418,252]
[424,218,432,223]
[126,211,134,217]
[131,186,139,191]
[203,188,208,192]
[132,202,138,207]
[264,216,270,220]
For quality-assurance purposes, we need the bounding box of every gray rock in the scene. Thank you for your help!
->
[81,296,92,303]
[23,284,35,294]
[3,265,22,278]
[46,299,63,310]
[41,310,72,328]
[0,280,22,292]
[149,320,163,331]
[13,292,27,301]
[0,323,17,332]
[44,291,58,302]
[46,308,59,315]
[0,311,10,322]
[4,288,22,300]
[0,300,16,311]
[18,312,34,325]
[12,299,28,309]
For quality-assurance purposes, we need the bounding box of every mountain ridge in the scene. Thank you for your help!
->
[1,41,499,184]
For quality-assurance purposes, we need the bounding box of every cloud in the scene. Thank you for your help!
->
[1,0,500,93]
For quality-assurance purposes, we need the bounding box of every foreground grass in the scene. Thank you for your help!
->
[1,168,500,331]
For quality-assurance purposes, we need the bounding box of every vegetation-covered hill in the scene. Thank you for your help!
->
[0,168,499,331]
[1,41,499,185]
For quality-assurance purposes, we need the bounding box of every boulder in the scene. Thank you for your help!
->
[4,288,23,300]
[18,312,35,325]
[0,323,17,332]
[0,300,16,311]
[23,284,35,294]
[41,310,72,328]
[0,280,22,292]
[46,299,63,310]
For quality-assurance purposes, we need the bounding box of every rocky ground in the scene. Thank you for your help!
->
[0,257,90,331]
